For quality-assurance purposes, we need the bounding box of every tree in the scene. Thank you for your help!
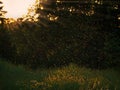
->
[0,1,3,26]
[93,0,119,32]
[0,1,14,60]
[0,1,7,27]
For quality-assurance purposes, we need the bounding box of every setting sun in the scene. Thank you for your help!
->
[2,0,36,19]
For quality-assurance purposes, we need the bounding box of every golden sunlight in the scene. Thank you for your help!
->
[3,0,36,19]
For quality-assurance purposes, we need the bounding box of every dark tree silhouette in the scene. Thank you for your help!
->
[94,0,119,32]
[0,1,14,60]
[0,0,119,69]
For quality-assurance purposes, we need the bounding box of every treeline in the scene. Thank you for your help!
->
[0,0,120,69]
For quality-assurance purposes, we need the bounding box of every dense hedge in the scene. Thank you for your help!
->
[0,15,120,69]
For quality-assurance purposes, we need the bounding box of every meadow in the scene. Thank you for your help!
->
[0,59,120,90]
[0,1,120,90]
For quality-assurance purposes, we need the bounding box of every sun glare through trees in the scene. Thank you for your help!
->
[0,0,120,89]
[2,0,38,21]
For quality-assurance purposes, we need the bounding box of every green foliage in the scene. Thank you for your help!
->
[104,33,120,67]
[1,14,120,69]
[0,28,15,60]
[0,0,120,69]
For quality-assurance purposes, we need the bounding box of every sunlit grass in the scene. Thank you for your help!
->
[0,59,120,90]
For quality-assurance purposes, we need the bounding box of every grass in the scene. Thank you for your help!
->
[0,60,120,90]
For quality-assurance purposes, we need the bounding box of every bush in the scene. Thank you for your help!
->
[1,13,120,69]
